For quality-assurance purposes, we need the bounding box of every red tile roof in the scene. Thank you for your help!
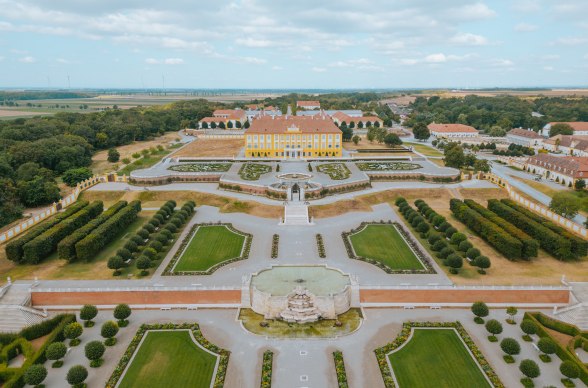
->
[246,114,341,134]
[297,100,320,107]
[427,123,478,133]
[527,153,588,178]
[507,128,543,139]
[549,122,588,131]
[332,111,382,123]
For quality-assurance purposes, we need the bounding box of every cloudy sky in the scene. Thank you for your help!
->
[0,0,587,89]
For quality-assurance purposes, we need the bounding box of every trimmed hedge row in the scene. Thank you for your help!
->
[5,201,90,263]
[463,199,538,259]
[488,199,575,260]
[58,201,128,262]
[333,351,349,388]
[22,201,104,264]
[502,199,587,258]
[450,199,524,260]
[260,350,273,388]
[75,200,142,261]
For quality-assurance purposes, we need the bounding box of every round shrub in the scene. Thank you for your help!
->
[143,247,157,259]
[471,301,489,319]
[154,234,169,244]
[131,234,144,245]
[500,338,521,356]
[519,359,540,379]
[432,240,447,252]
[85,340,105,361]
[64,322,83,343]
[24,364,47,386]
[46,341,67,361]
[417,222,430,234]
[466,247,481,259]
[450,232,467,245]
[438,247,454,260]
[80,304,98,325]
[148,241,163,252]
[124,240,138,253]
[164,223,177,233]
[473,256,491,273]
[108,256,125,275]
[66,365,88,386]
[117,248,131,260]
[560,360,580,380]
[537,338,557,355]
[159,229,172,239]
[446,254,463,269]
[520,320,538,335]
[395,197,407,206]
[136,256,151,275]
[437,222,450,232]
[156,210,168,219]
[136,229,149,240]
[149,218,160,228]
[445,227,457,238]
[458,240,473,252]
[114,304,131,325]
[486,319,503,336]
[170,217,183,228]
[143,224,155,233]
[179,209,190,219]
[153,213,165,223]
[428,234,441,245]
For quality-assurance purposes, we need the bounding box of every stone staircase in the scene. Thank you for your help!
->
[0,283,47,333]
[280,287,321,323]
[554,303,588,330]
[282,203,312,226]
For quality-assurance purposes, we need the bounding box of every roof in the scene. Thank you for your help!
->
[297,109,363,117]
[548,122,588,132]
[507,128,543,139]
[199,117,223,123]
[427,123,478,133]
[245,114,342,135]
[544,135,588,151]
[297,100,320,107]
[527,153,588,178]
[332,112,382,123]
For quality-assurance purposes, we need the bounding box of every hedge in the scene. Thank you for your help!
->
[333,351,349,388]
[524,312,588,386]
[5,201,90,263]
[488,200,574,260]
[57,201,128,262]
[450,199,523,260]
[22,201,104,264]
[260,350,273,388]
[75,201,141,261]
[463,199,538,259]
[501,199,587,258]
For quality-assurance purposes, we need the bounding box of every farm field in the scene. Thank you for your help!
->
[173,225,246,272]
[349,224,423,270]
[118,330,217,388]
[172,138,243,157]
[388,329,491,388]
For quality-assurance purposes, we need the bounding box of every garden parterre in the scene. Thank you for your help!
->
[316,163,351,180]
[356,161,422,171]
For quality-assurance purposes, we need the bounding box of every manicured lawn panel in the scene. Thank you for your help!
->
[174,225,245,272]
[349,224,423,270]
[118,330,217,388]
[388,329,491,388]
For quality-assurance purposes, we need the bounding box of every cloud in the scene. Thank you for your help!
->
[271,65,283,70]
[240,56,266,64]
[490,58,514,67]
[511,0,542,13]
[450,32,488,46]
[18,56,36,63]
[551,36,588,46]
[514,23,537,32]
[235,37,278,48]
[447,3,496,20]
[543,66,554,71]
[145,57,184,65]
[312,67,326,72]
[425,53,448,63]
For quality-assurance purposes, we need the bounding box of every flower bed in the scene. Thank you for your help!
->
[168,163,232,173]
[316,163,351,180]
[374,321,504,388]
[260,350,273,388]
[105,323,230,388]
[163,222,252,275]
[356,161,422,171]
[333,351,349,388]
[342,221,435,274]
[316,234,326,258]
[239,163,272,180]
[271,234,279,259]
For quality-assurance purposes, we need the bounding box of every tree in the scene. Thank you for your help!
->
[66,365,88,387]
[474,256,491,274]
[471,301,489,323]
[114,304,132,326]
[519,359,540,382]
[446,254,463,274]
[219,121,226,129]
[62,167,93,187]
[549,123,574,136]
[537,337,557,360]
[17,177,60,207]
[85,340,105,367]
[352,135,360,145]
[341,127,353,142]
[101,320,119,345]
[444,145,465,169]
[107,148,120,162]
[46,341,67,367]
[485,319,503,339]
[560,360,580,382]
[473,159,490,173]
[575,179,586,190]
[549,192,581,219]
[500,338,521,357]
[80,304,98,327]
[506,306,518,323]
[24,364,47,387]
[64,322,83,346]
[107,256,124,276]
[384,133,402,147]
[412,122,430,141]
[227,120,233,129]
[136,256,151,275]
[366,127,375,142]
[488,125,506,137]
[520,320,537,341]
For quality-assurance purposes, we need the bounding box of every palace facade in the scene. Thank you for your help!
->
[244,114,342,158]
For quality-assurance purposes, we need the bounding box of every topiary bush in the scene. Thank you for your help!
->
[101,321,119,346]
[46,341,67,367]
[113,304,131,327]
[471,301,489,324]
[64,322,83,346]
[24,364,48,386]
[67,364,88,387]
[520,320,537,341]
[85,340,105,367]
[79,305,98,327]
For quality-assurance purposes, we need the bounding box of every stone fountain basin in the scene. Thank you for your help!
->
[276,173,313,181]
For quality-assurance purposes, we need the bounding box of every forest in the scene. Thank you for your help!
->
[0,99,218,227]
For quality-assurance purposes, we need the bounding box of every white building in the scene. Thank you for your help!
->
[506,128,543,147]
[296,100,321,110]
[541,122,588,137]
[525,153,588,187]
[543,135,588,157]
[427,123,478,138]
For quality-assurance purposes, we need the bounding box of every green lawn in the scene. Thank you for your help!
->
[349,224,424,270]
[174,225,245,272]
[405,142,444,157]
[388,329,491,388]
[118,330,218,388]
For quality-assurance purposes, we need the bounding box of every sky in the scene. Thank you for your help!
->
[0,0,587,89]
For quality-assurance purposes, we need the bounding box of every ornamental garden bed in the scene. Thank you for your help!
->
[260,350,273,388]
[333,350,349,388]
[238,308,363,339]
[106,323,229,388]
[356,161,422,171]
[342,222,435,274]
[168,163,232,173]
[375,322,503,388]
[238,163,272,180]
[164,223,251,275]
[316,163,351,180]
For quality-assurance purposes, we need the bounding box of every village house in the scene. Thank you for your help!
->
[506,128,544,147]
